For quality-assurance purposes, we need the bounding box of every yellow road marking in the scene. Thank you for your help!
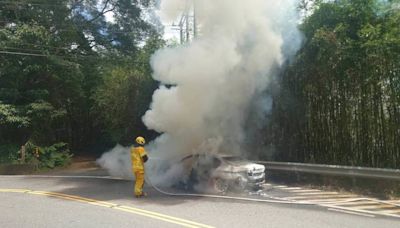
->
[0,188,31,193]
[32,191,119,207]
[118,205,212,227]
[115,207,203,228]
[0,188,213,228]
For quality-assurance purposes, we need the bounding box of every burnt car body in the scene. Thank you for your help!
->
[178,154,266,194]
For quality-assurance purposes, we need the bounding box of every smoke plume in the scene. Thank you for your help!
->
[144,0,301,159]
[97,145,133,179]
[98,0,302,183]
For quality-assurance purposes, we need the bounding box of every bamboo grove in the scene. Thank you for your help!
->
[269,0,400,168]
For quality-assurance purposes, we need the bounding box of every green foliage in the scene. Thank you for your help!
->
[24,141,72,169]
[0,0,162,152]
[269,0,400,168]
[0,144,19,164]
[0,102,30,127]
[93,34,165,144]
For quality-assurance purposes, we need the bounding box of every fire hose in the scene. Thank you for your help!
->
[144,173,315,205]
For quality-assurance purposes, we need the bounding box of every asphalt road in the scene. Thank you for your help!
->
[1,168,399,228]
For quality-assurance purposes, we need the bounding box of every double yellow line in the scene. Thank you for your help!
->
[0,188,213,228]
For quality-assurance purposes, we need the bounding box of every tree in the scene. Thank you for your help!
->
[0,0,160,156]
[268,0,400,168]
[93,34,165,145]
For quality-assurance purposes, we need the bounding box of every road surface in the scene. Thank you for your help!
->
[0,167,399,228]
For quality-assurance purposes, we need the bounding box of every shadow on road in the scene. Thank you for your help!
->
[24,170,199,207]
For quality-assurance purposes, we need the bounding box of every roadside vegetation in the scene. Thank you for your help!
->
[0,0,163,167]
[264,0,400,169]
[0,0,399,169]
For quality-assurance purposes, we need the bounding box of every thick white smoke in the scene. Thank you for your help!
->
[144,0,301,160]
[96,144,182,186]
[98,0,302,183]
[97,145,133,179]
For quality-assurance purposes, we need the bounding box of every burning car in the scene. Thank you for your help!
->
[178,153,266,194]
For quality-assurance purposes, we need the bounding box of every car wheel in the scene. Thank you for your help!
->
[236,177,247,191]
[213,178,229,195]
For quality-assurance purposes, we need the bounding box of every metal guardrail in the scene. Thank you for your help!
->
[255,161,400,180]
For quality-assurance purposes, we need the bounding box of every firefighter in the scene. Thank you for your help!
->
[131,136,149,197]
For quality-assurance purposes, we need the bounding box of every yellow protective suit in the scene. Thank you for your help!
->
[131,146,148,197]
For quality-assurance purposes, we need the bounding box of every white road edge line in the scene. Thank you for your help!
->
[328,208,375,218]
[280,187,303,190]
[290,189,322,193]
[272,185,288,188]
[284,195,356,200]
[329,201,378,206]
[297,192,339,195]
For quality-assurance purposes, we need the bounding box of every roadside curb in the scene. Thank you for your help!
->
[0,161,98,175]
[0,164,36,175]
[68,161,99,169]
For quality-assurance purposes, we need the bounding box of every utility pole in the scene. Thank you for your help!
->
[174,0,197,44]
[179,16,184,44]
[193,0,197,38]
[185,10,190,42]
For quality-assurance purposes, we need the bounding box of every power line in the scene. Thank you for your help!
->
[0,38,93,52]
[0,50,47,57]
[1,46,99,57]
[2,50,111,59]
[2,16,151,39]
[2,45,71,52]
[0,1,182,11]
[0,50,152,65]
[0,19,148,35]
[0,50,101,59]
[0,1,70,7]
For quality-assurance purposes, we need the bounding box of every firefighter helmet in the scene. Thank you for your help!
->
[135,136,146,145]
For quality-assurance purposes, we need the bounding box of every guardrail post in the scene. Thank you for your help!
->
[295,171,301,182]
[351,177,357,188]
